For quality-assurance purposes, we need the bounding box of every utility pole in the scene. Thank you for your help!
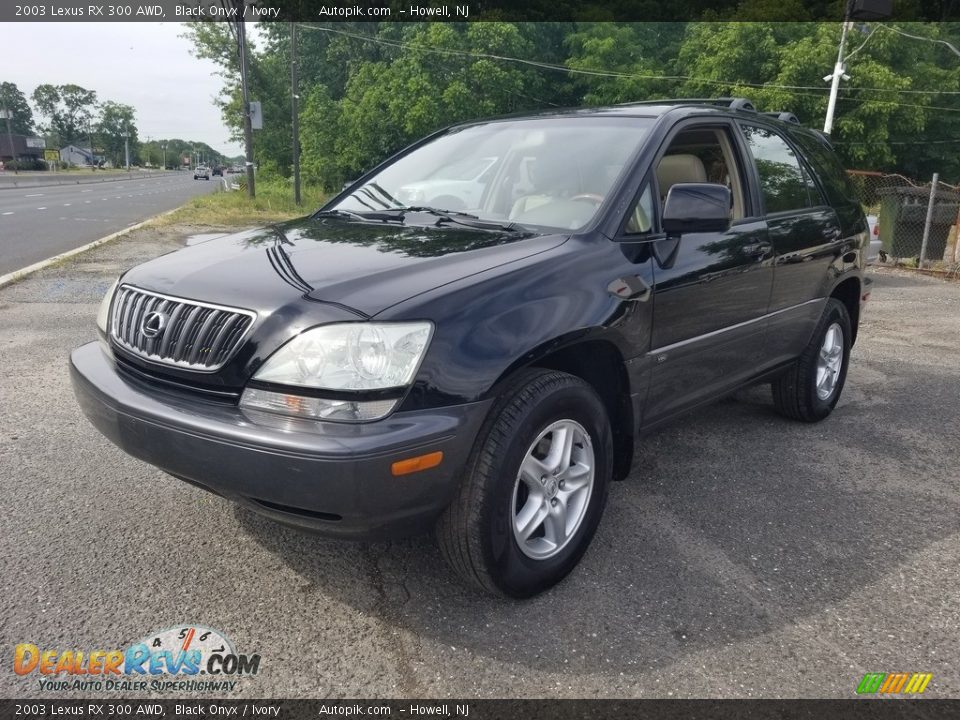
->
[290,21,301,206]
[823,15,852,135]
[162,143,167,170]
[121,130,130,171]
[236,3,256,198]
[823,0,893,135]
[1,99,17,175]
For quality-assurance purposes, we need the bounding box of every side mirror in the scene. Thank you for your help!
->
[662,183,731,235]
[341,180,354,191]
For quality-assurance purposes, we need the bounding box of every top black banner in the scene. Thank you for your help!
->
[3,0,957,23]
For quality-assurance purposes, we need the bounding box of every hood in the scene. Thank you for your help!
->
[121,217,566,317]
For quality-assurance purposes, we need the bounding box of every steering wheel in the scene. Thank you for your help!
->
[570,193,605,205]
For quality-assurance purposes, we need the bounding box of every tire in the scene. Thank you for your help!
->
[772,298,851,422]
[436,369,613,598]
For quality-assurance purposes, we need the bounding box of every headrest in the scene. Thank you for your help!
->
[656,154,707,197]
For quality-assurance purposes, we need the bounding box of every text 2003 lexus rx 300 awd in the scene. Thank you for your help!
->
[71,99,869,597]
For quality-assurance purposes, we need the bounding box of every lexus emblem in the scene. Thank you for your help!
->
[141,310,168,339]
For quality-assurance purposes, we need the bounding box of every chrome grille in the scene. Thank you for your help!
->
[110,285,256,372]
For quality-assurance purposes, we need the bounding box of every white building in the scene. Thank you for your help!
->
[59,145,96,166]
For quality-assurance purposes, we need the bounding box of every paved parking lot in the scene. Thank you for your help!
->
[0,226,958,699]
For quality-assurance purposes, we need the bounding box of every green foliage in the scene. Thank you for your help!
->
[156,177,327,227]
[95,101,138,167]
[298,22,547,190]
[0,82,35,135]
[189,20,960,187]
[31,83,98,146]
[139,139,227,169]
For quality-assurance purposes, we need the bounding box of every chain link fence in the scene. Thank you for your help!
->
[847,170,960,270]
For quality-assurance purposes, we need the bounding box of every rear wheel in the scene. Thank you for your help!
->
[772,298,851,422]
[436,369,612,598]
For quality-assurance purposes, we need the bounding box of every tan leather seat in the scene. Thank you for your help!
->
[656,154,707,201]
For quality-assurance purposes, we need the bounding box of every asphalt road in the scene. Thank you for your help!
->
[0,173,217,276]
[0,228,957,700]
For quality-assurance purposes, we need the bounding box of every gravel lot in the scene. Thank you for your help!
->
[0,226,958,699]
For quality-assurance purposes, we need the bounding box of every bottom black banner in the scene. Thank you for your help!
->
[2,699,959,720]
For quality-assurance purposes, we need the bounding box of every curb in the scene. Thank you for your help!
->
[0,207,180,291]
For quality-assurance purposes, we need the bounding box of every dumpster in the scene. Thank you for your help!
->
[877,185,958,259]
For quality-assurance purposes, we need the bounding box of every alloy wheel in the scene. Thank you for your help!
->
[510,419,595,561]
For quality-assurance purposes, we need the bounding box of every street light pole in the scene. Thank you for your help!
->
[162,143,167,170]
[120,131,130,171]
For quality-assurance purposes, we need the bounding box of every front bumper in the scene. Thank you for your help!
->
[69,341,491,539]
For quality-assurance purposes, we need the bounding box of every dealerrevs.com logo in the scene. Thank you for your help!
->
[14,625,261,693]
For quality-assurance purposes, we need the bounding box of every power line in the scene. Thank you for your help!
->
[767,87,960,114]
[880,24,960,58]
[297,24,691,82]
[844,25,878,63]
[298,23,960,99]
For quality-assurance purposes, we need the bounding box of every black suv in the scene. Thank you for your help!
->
[71,98,869,598]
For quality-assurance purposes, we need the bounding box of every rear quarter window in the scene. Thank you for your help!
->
[789,131,860,208]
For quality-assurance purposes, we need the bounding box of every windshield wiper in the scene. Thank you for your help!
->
[313,208,402,222]
[387,205,481,219]
[315,206,528,233]
[377,206,528,233]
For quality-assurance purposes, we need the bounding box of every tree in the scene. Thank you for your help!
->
[300,22,546,189]
[192,18,960,188]
[182,22,293,177]
[672,22,960,178]
[0,82,35,135]
[564,23,688,104]
[31,83,98,146]
[96,101,138,167]
[139,138,228,169]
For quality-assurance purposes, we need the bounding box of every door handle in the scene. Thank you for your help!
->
[742,242,772,258]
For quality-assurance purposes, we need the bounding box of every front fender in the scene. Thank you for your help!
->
[384,236,654,411]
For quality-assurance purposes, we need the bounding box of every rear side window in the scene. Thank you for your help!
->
[740,125,811,214]
[790,131,860,208]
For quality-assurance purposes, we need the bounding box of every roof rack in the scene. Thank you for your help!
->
[764,111,801,125]
[617,97,758,113]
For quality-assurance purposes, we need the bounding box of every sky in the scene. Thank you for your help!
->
[0,22,254,156]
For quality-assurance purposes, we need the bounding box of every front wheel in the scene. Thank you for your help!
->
[436,369,612,598]
[772,297,851,422]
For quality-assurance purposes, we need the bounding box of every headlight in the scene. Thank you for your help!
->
[96,277,120,334]
[240,322,432,423]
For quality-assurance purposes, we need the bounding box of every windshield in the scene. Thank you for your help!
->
[332,117,655,232]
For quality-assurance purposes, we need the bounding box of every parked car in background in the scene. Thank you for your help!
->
[71,98,870,598]
[193,166,210,181]
[395,156,498,210]
[866,214,881,263]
